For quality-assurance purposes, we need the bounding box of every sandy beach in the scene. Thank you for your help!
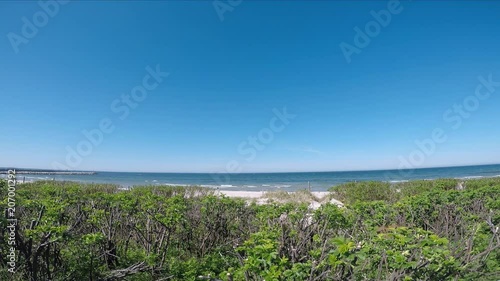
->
[219,190,329,198]
[219,190,343,208]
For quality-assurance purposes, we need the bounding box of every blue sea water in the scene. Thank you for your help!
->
[5,164,500,192]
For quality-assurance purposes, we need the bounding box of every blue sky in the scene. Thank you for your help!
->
[1,1,500,173]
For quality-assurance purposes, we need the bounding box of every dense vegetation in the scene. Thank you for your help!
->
[1,178,499,280]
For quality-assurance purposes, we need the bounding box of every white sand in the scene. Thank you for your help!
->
[219,190,343,208]
[219,190,266,198]
[220,191,330,198]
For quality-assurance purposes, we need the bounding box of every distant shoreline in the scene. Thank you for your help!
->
[2,164,499,191]
[0,170,96,175]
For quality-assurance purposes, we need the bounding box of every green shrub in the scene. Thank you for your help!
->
[0,178,498,280]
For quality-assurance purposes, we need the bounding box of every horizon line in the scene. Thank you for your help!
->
[2,162,500,175]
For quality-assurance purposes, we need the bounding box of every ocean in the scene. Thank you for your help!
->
[4,164,500,192]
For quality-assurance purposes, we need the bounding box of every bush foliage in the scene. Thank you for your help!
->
[1,178,499,280]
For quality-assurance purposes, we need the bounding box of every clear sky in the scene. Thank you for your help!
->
[1,1,500,173]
